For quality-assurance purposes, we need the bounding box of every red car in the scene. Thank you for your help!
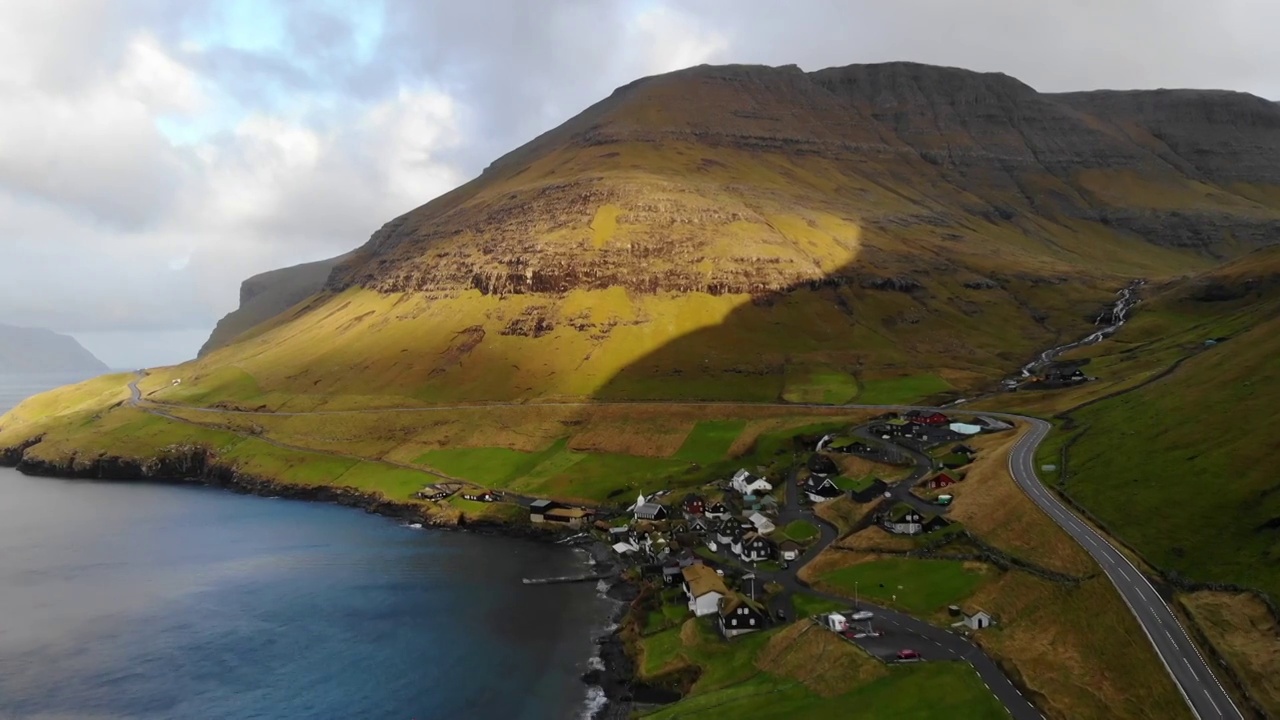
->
[897,649,920,661]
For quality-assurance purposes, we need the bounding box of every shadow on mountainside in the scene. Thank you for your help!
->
[583,256,1113,407]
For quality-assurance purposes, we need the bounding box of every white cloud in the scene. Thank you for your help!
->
[1,0,1278,369]
[628,5,729,75]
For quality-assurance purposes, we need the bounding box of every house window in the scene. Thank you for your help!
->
[749,618,756,626]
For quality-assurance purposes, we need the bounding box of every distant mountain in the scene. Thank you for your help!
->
[0,324,109,374]
[199,253,350,356]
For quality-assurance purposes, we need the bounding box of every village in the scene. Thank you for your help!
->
[512,409,1013,666]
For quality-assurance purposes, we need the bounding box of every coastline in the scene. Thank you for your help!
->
[0,443,651,720]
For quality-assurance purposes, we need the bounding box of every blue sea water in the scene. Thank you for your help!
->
[0,374,615,720]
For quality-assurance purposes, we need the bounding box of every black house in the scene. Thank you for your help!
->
[803,476,843,501]
[719,594,768,638]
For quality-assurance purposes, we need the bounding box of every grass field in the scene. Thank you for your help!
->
[642,661,1008,720]
[673,420,747,463]
[856,374,953,405]
[817,558,990,615]
[783,519,820,543]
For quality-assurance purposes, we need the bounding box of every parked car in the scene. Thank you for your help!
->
[850,611,874,622]
[897,649,920,661]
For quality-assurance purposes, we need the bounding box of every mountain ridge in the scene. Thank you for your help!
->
[0,324,109,375]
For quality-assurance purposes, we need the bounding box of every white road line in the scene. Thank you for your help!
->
[1183,658,1200,680]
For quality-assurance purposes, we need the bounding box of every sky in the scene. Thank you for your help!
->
[1,0,1277,369]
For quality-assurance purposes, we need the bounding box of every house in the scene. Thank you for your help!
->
[416,486,450,501]
[714,519,743,545]
[747,512,776,535]
[803,476,843,503]
[670,521,688,534]
[543,506,594,529]
[688,516,710,534]
[661,563,684,586]
[462,488,497,502]
[718,594,768,638]
[949,422,983,436]
[682,564,729,617]
[959,609,993,630]
[807,453,839,477]
[611,540,638,555]
[731,469,773,495]
[682,494,706,516]
[778,539,803,561]
[729,527,750,556]
[634,502,669,521]
[739,532,775,563]
[607,526,630,539]
[706,501,731,520]
[928,472,959,490]
[882,503,925,535]
[909,411,950,426]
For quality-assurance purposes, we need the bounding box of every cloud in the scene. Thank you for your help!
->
[0,0,1276,368]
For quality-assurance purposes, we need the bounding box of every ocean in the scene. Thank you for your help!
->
[0,373,615,720]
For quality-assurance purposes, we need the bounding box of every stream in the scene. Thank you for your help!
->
[1015,280,1143,382]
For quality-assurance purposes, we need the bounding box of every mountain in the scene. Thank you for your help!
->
[199,253,350,356]
[0,324,109,375]
[160,61,1280,410]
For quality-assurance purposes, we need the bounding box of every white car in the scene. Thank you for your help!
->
[850,611,874,622]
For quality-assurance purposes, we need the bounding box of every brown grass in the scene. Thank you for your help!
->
[813,496,875,536]
[755,620,886,696]
[1180,591,1280,716]
[945,425,1095,576]
[836,526,915,553]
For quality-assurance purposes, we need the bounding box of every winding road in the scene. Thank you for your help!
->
[125,376,1241,719]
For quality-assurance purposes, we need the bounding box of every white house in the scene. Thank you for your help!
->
[731,469,773,495]
[961,610,993,630]
[611,541,638,555]
[747,512,776,535]
[682,564,728,617]
[634,503,669,521]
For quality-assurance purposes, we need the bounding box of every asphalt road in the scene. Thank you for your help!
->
[127,374,1239,718]
[1006,418,1241,720]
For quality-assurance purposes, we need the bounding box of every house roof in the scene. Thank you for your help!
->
[778,539,803,551]
[635,502,667,518]
[529,499,555,510]
[544,507,591,519]
[886,503,928,522]
[718,592,765,617]
[682,564,728,598]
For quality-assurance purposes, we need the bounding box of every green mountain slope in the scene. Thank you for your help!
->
[1049,247,1280,601]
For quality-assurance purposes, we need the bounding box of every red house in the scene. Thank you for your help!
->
[914,411,950,426]
[928,473,959,490]
[682,494,706,516]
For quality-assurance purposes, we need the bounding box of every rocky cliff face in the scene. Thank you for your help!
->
[321,62,1280,301]
[199,253,349,356]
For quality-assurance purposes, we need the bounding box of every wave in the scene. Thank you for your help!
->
[579,684,607,720]
[404,522,423,530]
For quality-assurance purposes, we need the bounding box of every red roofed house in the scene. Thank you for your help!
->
[914,411,950,426]
[928,472,960,490]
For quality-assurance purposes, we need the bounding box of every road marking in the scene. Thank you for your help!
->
[1184,658,1200,680]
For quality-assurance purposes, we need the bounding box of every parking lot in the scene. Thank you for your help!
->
[821,610,950,663]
